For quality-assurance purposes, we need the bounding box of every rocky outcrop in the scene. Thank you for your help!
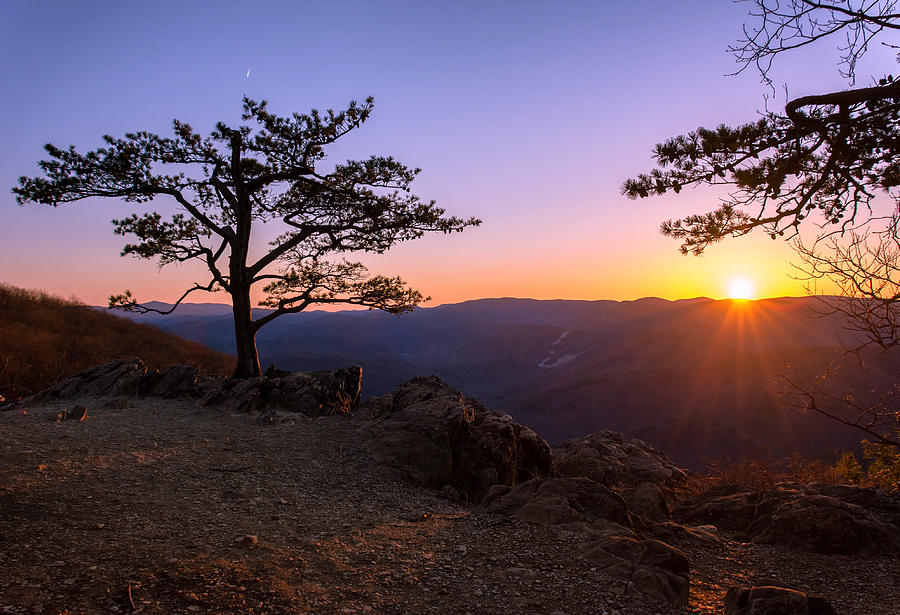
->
[580,536,690,607]
[24,359,205,401]
[356,377,695,606]
[679,482,900,554]
[22,359,363,418]
[478,477,690,607]
[480,477,632,533]
[357,376,552,504]
[139,364,204,398]
[625,482,670,522]
[26,359,151,400]
[552,430,688,526]
[350,387,695,607]
[725,584,837,615]
[553,430,688,488]
[199,366,362,417]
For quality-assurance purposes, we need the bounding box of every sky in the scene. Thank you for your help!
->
[1,0,897,308]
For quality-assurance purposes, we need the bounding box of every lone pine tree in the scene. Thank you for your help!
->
[15,97,479,378]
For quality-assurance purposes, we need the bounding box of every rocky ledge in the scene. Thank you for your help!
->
[20,359,363,418]
[677,481,900,555]
[14,360,900,612]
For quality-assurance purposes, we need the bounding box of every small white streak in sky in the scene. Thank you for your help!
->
[245,67,251,78]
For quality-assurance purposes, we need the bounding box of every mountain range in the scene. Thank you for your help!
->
[116,296,897,467]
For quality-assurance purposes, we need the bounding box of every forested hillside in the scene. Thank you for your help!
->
[0,284,234,400]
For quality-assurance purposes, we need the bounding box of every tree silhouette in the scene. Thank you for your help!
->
[624,0,900,448]
[623,0,900,255]
[14,97,479,378]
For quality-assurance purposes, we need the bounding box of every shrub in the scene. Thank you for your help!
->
[702,444,900,491]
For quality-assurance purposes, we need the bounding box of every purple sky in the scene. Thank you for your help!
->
[2,1,896,306]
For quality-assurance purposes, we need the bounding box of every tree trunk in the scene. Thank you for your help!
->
[228,132,260,379]
[231,285,261,378]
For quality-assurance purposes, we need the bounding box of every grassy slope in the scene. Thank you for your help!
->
[0,284,235,400]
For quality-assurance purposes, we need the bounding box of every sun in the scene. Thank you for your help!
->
[727,276,755,300]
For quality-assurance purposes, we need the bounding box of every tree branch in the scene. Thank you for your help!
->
[108,279,222,315]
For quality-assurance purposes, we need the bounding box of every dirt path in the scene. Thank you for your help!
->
[1,399,897,614]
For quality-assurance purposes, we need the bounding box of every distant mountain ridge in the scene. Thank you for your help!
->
[111,296,893,466]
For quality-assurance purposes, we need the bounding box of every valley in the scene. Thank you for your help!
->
[119,296,893,467]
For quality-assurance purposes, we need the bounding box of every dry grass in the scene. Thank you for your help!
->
[0,283,235,400]
[696,448,900,491]
[701,455,843,491]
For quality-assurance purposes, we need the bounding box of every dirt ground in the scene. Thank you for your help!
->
[1,398,897,614]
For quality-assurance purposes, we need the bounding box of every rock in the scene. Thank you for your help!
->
[200,366,362,416]
[452,409,550,498]
[553,431,688,488]
[479,477,632,532]
[29,359,147,401]
[235,535,258,545]
[553,431,627,485]
[103,396,129,409]
[807,482,900,526]
[56,404,88,422]
[25,360,206,402]
[354,392,392,419]
[678,483,900,554]
[358,376,552,503]
[625,482,670,522]
[65,404,87,421]
[580,536,689,606]
[748,492,900,555]
[678,490,759,532]
[553,431,689,529]
[725,585,837,615]
[358,377,470,490]
[139,364,200,397]
[23,360,361,416]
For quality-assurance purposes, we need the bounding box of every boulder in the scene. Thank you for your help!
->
[24,359,364,417]
[25,360,205,401]
[748,492,900,555]
[28,359,147,400]
[479,477,632,531]
[200,366,362,417]
[725,585,837,615]
[678,482,900,555]
[58,404,88,422]
[357,376,552,503]
[139,364,201,397]
[553,431,688,488]
[580,536,690,606]
[678,490,760,532]
[807,482,900,528]
[625,482,670,522]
